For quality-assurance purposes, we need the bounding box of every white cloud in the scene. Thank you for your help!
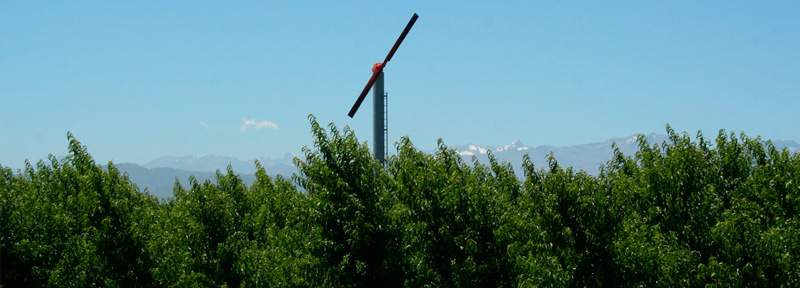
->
[241,119,278,131]
[200,121,210,130]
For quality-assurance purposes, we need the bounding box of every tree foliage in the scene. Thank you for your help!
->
[2,121,799,287]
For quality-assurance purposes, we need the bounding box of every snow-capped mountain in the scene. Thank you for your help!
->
[452,134,670,175]
[454,135,800,176]
[457,140,530,156]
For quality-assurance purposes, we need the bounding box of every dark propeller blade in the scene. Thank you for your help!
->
[348,13,418,118]
[383,13,419,67]
[348,67,383,118]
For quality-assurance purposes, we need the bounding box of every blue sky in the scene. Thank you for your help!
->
[2,1,798,168]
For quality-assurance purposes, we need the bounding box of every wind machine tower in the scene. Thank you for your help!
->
[347,13,419,166]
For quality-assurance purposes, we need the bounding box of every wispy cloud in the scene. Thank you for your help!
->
[241,119,278,132]
[200,121,210,130]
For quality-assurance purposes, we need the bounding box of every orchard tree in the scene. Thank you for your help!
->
[294,115,400,287]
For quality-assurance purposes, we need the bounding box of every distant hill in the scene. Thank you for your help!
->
[143,153,296,175]
[117,134,800,199]
[118,155,295,199]
[115,163,259,199]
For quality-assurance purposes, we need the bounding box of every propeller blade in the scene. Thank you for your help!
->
[383,13,419,66]
[348,65,384,118]
[348,13,418,118]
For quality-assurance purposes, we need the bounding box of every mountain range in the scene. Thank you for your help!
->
[118,134,800,199]
[452,134,668,176]
[117,154,295,199]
